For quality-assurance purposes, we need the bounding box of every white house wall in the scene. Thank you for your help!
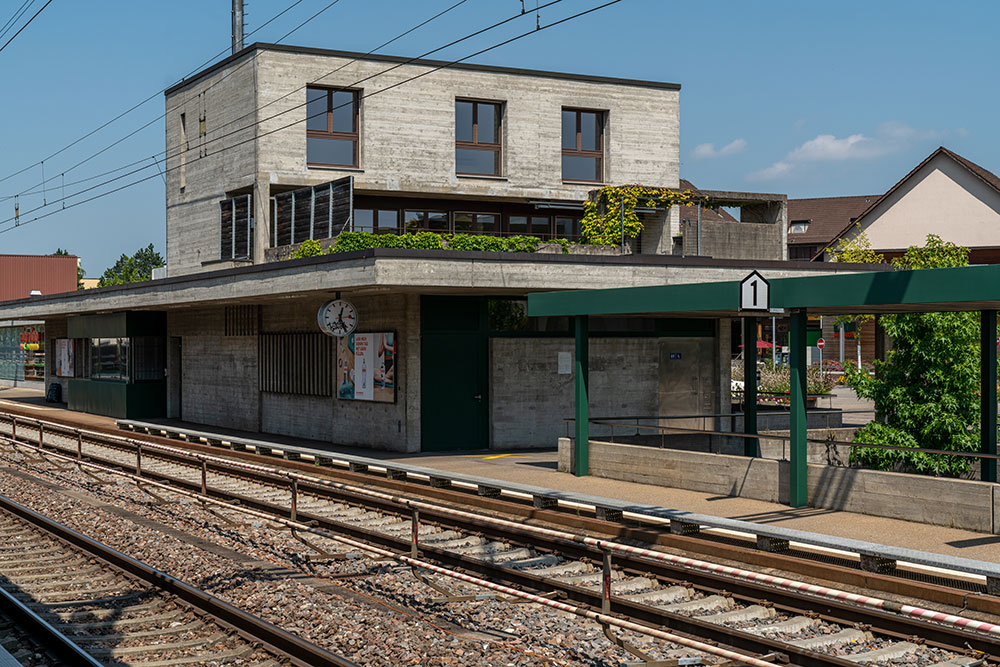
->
[836,152,1000,253]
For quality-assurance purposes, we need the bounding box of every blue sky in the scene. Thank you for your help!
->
[1,0,998,276]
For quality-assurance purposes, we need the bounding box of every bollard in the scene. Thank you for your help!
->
[201,460,208,494]
[602,550,612,614]
[411,508,420,558]
[38,423,43,449]
[76,431,82,459]
[136,444,142,476]
[290,477,298,522]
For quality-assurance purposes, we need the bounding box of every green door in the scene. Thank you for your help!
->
[421,296,488,451]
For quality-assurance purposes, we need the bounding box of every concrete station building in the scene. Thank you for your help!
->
[0,43,867,452]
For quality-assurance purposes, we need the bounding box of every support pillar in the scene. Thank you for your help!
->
[981,310,997,483]
[789,309,808,507]
[743,317,758,457]
[574,316,590,477]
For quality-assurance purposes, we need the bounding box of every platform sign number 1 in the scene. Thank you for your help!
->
[739,271,770,311]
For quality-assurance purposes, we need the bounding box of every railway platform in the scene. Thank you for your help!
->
[2,385,998,565]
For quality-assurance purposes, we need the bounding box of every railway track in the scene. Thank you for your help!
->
[0,411,997,667]
[0,489,356,666]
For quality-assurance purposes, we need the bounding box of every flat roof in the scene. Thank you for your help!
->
[528,263,1000,318]
[0,248,875,320]
[165,42,682,97]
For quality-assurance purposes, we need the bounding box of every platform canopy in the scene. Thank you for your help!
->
[528,263,1000,318]
[528,263,1000,509]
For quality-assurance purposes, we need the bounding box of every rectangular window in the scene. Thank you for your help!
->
[508,215,552,238]
[353,209,399,234]
[306,87,360,168]
[89,338,129,381]
[561,109,604,182]
[455,100,501,176]
[554,215,582,240]
[454,212,499,234]
[404,210,448,233]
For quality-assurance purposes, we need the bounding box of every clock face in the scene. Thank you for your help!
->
[317,299,358,337]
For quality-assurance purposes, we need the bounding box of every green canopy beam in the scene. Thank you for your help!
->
[743,317,758,457]
[574,316,590,477]
[982,310,997,484]
[527,264,1000,318]
[789,309,808,507]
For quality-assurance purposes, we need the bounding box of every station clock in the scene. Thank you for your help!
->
[317,299,358,337]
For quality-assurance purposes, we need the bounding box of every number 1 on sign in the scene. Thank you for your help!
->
[739,271,770,311]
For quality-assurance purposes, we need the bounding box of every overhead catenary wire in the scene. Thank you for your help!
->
[1,0,472,203]
[2,0,514,203]
[0,0,312,191]
[0,0,581,226]
[0,0,35,43]
[0,0,52,56]
[0,0,617,235]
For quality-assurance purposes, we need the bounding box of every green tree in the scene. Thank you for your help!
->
[97,244,165,287]
[52,248,84,290]
[828,225,885,332]
[845,235,979,476]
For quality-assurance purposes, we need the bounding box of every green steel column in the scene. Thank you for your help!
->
[574,315,590,477]
[743,317,758,457]
[981,310,997,483]
[789,309,808,507]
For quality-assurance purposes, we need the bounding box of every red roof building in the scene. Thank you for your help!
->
[0,254,78,302]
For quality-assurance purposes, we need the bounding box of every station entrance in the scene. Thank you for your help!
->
[420,296,490,451]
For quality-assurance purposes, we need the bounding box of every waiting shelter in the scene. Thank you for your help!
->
[527,264,1000,508]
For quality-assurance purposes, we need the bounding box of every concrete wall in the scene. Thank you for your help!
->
[165,46,681,276]
[491,335,720,449]
[684,219,785,262]
[166,295,420,452]
[562,439,1000,533]
[164,54,258,276]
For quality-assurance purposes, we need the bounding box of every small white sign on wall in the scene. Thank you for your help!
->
[557,351,572,375]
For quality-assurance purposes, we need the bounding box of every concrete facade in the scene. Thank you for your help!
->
[0,250,874,453]
[164,44,683,275]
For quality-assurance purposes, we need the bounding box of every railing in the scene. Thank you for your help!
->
[565,413,1000,477]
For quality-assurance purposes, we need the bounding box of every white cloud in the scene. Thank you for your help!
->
[748,122,942,181]
[692,138,747,159]
[748,160,793,181]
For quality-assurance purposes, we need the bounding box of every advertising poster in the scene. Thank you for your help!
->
[336,332,396,402]
[55,339,75,378]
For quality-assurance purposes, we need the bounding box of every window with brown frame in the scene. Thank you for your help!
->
[455,100,501,176]
[561,109,604,182]
[306,87,359,168]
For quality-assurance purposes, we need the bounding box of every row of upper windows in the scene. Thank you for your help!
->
[305,87,606,183]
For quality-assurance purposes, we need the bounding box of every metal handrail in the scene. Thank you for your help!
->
[572,417,1000,462]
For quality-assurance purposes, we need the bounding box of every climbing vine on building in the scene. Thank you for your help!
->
[580,185,711,245]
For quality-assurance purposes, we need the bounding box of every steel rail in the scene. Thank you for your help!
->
[6,414,1000,643]
[0,583,104,666]
[0,488,358,667]
[5,425,998,664]
[0,435,782,667]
